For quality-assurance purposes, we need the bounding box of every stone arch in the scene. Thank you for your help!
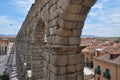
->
[43,0,96,80]
[34,18,46,44]
[18,33,25,80]
[31,17,46,80]
[25,27,33,69]
[20,29,28,79]
[23,27,33,79]
[46,0,97,46]
[55,0,97,46]
[27,27,33,43]
[14,0,97,80]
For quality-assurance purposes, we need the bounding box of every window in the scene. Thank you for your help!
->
[95,65,101,75]
[103,68,110,79]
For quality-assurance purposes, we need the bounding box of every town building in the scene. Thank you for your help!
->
[82,46,95,68]
[0,36,15,55]
[94,53,120,80]
[82,45,105,68]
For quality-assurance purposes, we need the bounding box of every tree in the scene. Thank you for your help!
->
[0,74,9,80]
[114,38,120,43]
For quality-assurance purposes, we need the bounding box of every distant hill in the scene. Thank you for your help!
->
[0,34,16,39]
[0,34,101,38]
[0,34,16,36]
[81,35,100,38]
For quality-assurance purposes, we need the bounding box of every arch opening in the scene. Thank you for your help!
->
[31,17,46,79]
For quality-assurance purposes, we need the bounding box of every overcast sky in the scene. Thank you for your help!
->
[0,0,120,37]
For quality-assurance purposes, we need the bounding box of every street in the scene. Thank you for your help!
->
[0,53,18,80]
[0,42,18,80]
[7,53,18,80]
[0,54,9,74]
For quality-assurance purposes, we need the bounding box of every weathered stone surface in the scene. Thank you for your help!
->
[76,54,84,64]
[82,0,97,7]
[49,27,57,35]
[54,36,68,45]
[58,19,77,29]
[67,73,77,80]
[76,21,84,29]
[80,6,91,14]
[69,0,83,5]
[77,71,84,80]
[56,28,72,37]
[50,54,68,66]
[51,18,58,26]
[54,75,67,80]
[68,54,77,65]
[69,37,80,45]
[76,64,84,71]
[71,29,82,37]
[44,52,50,62]
[62,13,87,21]
[67,65,76,74]
[66,3,82,14]
[49,63,66,75]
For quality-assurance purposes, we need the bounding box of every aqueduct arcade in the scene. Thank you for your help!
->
[13,0,96,80]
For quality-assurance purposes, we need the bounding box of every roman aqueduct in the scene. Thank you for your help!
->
[13,0,96,80]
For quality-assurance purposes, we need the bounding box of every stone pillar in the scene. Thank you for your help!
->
[16,46,23,80]
[1,46,3,54]
[3,46,5,54]
[23,42,28,80]
[5,46,7,54]
[22,42,27,80]
[43,45,85,80]
[26,43,32,70]
[31,43,44,80]
[0,46,1,54]
[16,41,26,80]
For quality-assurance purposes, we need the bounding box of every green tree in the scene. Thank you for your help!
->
[0,74,9,80]
[114,38,120,43]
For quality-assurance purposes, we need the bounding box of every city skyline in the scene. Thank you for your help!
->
[0,0,120,37]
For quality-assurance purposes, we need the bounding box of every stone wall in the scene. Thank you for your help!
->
[14,0,96,80]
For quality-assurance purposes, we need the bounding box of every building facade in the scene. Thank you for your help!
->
[0,36,15,55]
[94,54,120,80]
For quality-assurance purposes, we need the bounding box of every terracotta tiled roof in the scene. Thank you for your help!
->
[95,53,120,65]
[0,36,15,39]
[81,38,120,55]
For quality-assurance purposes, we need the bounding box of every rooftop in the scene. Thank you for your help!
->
[95,53,120,66]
